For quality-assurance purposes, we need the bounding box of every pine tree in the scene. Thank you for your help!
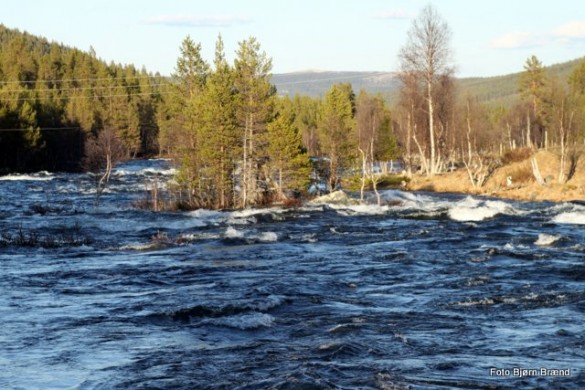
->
[0,25,161,172]
[20,100,44,160]
[519,55,548,148]
[171,36,209,205]
[198,35,240,208]
[291,95,320,156]
[318,83,356,191]
[266,99,311,200]
[234,37,275,207]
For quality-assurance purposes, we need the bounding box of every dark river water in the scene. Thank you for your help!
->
[1,159,585,389]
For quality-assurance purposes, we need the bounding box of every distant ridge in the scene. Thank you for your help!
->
[273,56,585,104]
[272,71,399,98]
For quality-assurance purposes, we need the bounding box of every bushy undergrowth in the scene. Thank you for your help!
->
[502,148,533,164]
[0,223,93,248]
[507,164,533,184]
[343,174,409,192]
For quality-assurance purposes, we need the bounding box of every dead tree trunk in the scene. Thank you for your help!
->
[531,158,545,186]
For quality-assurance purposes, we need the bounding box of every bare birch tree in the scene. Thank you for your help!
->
[399,5,454,176]
[356,91,384,204]
[83,127,124,206]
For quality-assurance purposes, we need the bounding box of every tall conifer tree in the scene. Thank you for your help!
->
[318,83,356,191]
[234,37,275,207]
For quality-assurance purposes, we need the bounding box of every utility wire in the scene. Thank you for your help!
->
[0,90,174,102]
[0,82,172,94]
[0,127,81,132]
[0,73,390,102]
[0,74,167,85]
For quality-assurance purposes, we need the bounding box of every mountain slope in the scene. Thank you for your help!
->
[273,57,585,104]
[272,71,399,98]
[458,57,585,104]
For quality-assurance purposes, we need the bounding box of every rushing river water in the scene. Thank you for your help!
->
[1,159,585,389]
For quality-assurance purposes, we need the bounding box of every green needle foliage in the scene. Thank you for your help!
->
[318,83,357,191]
[165,35,312,209]
[0,24,162,172]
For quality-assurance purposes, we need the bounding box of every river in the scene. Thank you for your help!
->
[1,159,584,389]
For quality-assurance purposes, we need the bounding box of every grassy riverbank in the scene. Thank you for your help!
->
[406,149,585,203]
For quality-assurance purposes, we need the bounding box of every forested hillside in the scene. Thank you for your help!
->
[458,57,585,105]
[272,58,585,105]
[273,71,398,98]
[0,24,163,172]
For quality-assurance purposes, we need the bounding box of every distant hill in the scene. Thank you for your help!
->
[458,57,585,105]
[272,71,399,98]
[273,57,585,105]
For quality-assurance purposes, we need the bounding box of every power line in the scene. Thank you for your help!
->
[0,74,168,86]
[0,127,81,132]
[0,90,174,102]
[0,82,172,94]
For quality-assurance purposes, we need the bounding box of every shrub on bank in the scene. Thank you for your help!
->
[342,174,410,192]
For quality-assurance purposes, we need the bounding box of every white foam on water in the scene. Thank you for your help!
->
[553,211,585,225]
[329,227,348,235]
[187,209,226,226]
[380,189,420,204]
[457,297,495,307]
[379,190,455,217]
[256,231,278,242]
[142,167,177,176]
[252,295,285,311]
[302,233,318,243]
[177,232,222,242]
[0,173,53,181]
[333,204,390,216]
[228,216,257,225]
[225,226,244,239]
[448,196,513,222]
[119,242,161,251]
[229,207,286,219]
[204,313,274,330]
[114,166,177,177]
[226,207,289,225]
[535,233,561,246]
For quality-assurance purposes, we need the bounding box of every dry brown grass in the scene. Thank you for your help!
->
[501,147,532,164]
[407,148,585,202]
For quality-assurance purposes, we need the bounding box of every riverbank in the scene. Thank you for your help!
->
[405,149,585,203]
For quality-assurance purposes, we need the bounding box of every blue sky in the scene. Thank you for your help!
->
[3,0,585,77]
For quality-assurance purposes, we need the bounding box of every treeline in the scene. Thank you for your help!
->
[0,24,162,172]
[159,35,398,209]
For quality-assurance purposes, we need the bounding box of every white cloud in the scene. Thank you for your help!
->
[144,15,251,28]
[489,31,542,49]
[491,20,585,50]
[554,21,585,38]
[373,9,414,20]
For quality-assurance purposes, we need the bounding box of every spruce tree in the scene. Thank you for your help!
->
[266,99,311,200]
